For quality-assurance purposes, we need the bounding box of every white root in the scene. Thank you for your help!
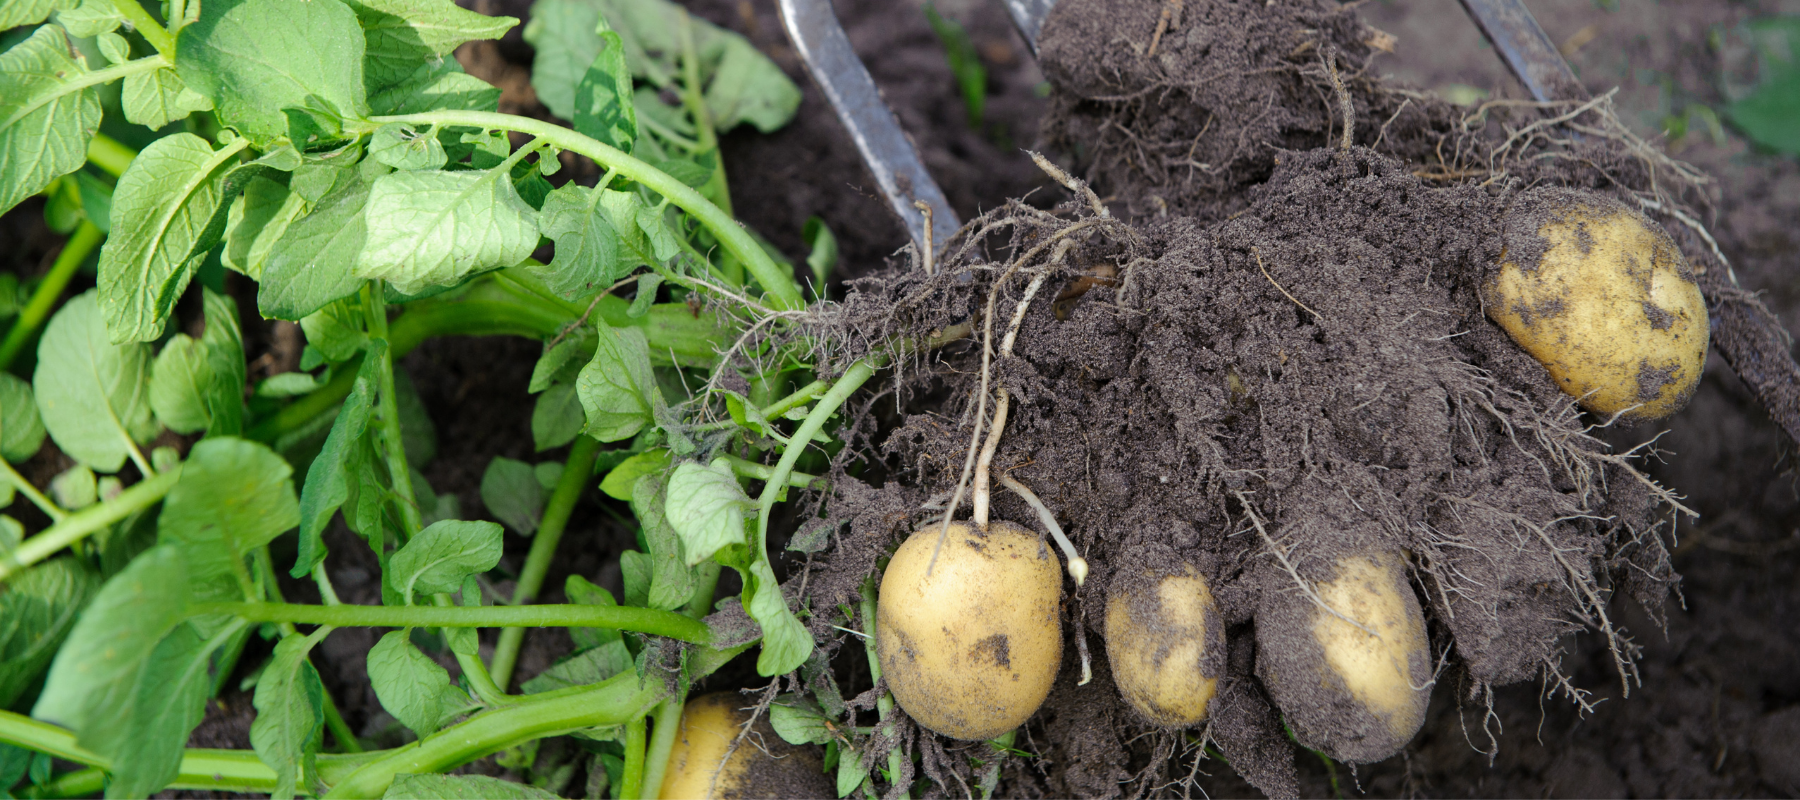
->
[998,473,1088,586]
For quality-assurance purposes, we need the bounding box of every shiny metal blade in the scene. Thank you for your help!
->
[1456,0,1584,102]
[778,0,961,255]
[999,0,1057,56]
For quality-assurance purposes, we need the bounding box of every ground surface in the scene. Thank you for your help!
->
[4,0,1798,797]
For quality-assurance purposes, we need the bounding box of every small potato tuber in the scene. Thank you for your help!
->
[1483,187,1708,421]
[657,693,829,799]
[1257,552,1431,763]
[876,520,1063,740]
[1104,564,1224,727]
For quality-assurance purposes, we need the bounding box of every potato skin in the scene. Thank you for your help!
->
[1104,566,1223,727]
[1483,187,1708,421]
[657,693,829,799]
[877,520,1062,740]
[1257,553,1430,763]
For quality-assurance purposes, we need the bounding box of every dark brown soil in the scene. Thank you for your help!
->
[5,0,1796,798]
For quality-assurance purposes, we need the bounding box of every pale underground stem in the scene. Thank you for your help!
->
[995,473,1087,587]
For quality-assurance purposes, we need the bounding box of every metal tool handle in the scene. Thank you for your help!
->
[778,0,961,255]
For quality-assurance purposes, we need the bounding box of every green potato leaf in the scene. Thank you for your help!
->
[528,328,595,393]
[257,164,371,320]
[369,59,502,116]
[480,456,546,535]
[703,36,802,134]
[663,458,750,567]
[158,437,300,583]
[96,133,245,343]
[0,557,97,709]
[53,0,124,36]
[32,291,157,473]
[768,694,833,745]
[0,26,104,218]
[369,123,448,171]
[598,447,668,501]
[533,184,625,299]
[384,774,562,799]
[573,31,637,153]
[122,66,213,131]
[522,0,609,121]
[90,621,234,799]
[0,373,47,463]
[147,288,245,436]
[299,298,370,363]
[532,384,585,452]
[222,176,303,280]
[34,545,191,744]
[1,0,77,27]
[386,519,504,600]
[631,472,694,610]
[744,555,811,676]
[341,0,516,98]
[576,320,658,442]
[175,0,370,149]
[250,627,329,800]
[294,347,380,577]
[368,630,469,737]
[519,640,631,694]
[564,575,623,651]
[354,168,540,296]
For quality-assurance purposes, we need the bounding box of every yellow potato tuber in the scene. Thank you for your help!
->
[1104,565,1224,727]
[1483,187,1708,421]
[1257,552,1431,763]
[876,520,1063,740]
[657,693,829,799]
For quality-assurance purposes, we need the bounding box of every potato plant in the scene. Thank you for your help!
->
[0,0,896,797]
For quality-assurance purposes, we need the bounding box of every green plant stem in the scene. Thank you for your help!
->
[861,578,908,799]
[720,453,821,489]
[0,460,65,523]
[0,466,180,581]
[109,0,174,56]
[11,57,165,128]
[86,133,136,177]
[365,110,804,310]
[245,276,728,444]
[18,767,104,799]
[189,601,713,642]
[323,669,668,799]
[692,379,829,432]
[0,710,381,793]
[682,562,722,618]
[361,282,422,539]
[620,715,648,799]
[0,221,103,371]
[678,10,731,220]
[636,696,683,800]
[489,436,602,691]
[753,358,880,545]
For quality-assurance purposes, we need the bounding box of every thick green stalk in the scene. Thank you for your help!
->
[245,280,729,444]
[365,110,804,310]
[620,715,648,799]
[754,358,881,542]
[636,696,683,800]
[18,767,104,799]
[0,222,103,370]
[0,710,381,793]
[490,436,602,690]
[323,669,666,799]
[188,601,713,643]
[109,0,173,55]
[720,453,821,489]
[361,283,422,538]
[0,466,180,581]
[678,10,731,219]
[0,459,64,523]
[861,578,908,798]
[86,133,136,177]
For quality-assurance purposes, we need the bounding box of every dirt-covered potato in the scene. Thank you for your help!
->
[1104,564,1223,727]
[877,520,1063,740]
[1483,187,1708,421]
[1257,552,1430,763]
[657,693,830,799]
